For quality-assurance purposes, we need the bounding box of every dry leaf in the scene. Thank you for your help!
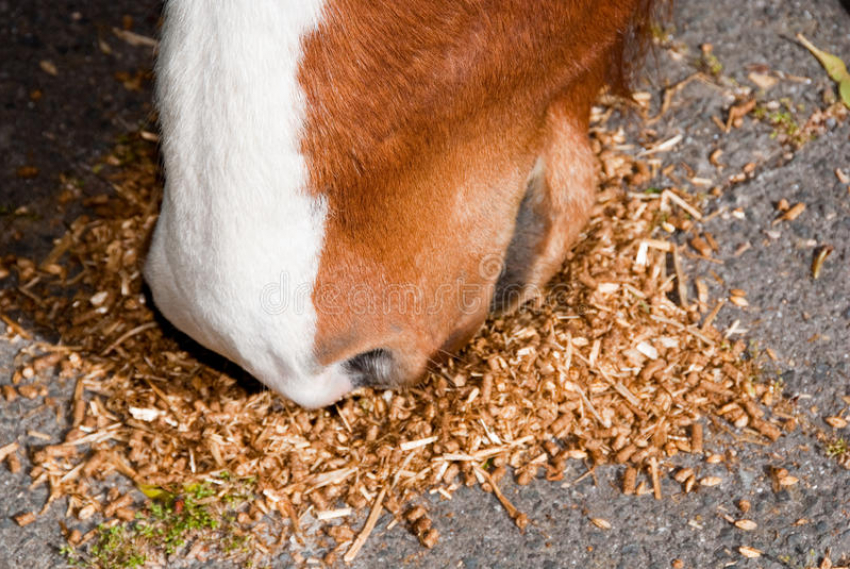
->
[798,34,850,108]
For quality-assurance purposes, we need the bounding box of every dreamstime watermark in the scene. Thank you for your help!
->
[259,254,589,318]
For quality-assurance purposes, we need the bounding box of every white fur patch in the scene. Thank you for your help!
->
[146,0,350,408]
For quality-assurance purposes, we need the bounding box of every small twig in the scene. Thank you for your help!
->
[111,27,159,49]
[0,441,20,462]
[650,457,662,500]
[662,190,703,220]
[701,300,726,332]
[400,436,439,452]
[682,249,725,265]
[472,464,529,530]
[579,389,610,428]
[344,486,386,564]
[0,313,31,339]
[649,315,716,346]
[101,322,157,355]
[571,466,597,487]
[637,134,683,157]
[597,366,642,409]
[277,496,304,545]
[316,508,353,521]
[15,286,45,307]
[646,73,702,125]
[673,247,688,307]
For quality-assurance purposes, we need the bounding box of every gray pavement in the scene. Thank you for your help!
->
[2,0,850,568]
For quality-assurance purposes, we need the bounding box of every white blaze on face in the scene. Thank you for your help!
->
[145,0,350,408]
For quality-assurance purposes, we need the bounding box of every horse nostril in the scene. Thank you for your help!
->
[343,348,394,387]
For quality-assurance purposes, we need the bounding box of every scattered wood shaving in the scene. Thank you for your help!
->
[0,100,783,565]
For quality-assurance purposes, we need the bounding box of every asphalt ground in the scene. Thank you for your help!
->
[1,0,849,567]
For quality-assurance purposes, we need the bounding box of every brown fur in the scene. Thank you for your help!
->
[298,0,652,385]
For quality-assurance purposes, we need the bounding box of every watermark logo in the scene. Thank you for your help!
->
[259,262,586,318]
